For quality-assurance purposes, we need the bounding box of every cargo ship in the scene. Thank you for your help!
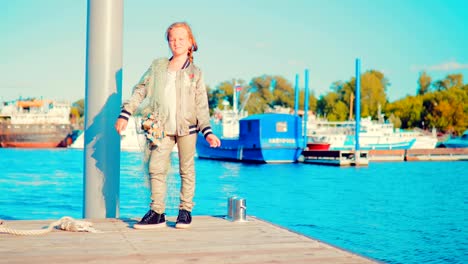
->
[0,99,73,148]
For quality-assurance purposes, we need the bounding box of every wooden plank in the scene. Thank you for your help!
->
[0,216,377,264]
[407,148,468,155]
[406,148,468,161]
[368,149,405,161]
[302,150,369,166]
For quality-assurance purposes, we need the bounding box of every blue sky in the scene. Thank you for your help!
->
[1,0,467,103]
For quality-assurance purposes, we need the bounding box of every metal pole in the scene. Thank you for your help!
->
[355,58,361,151]
[233,79,238,113]
[292,74,301,152]
[294,74,299,115]
[303,69,309,148]
[83,0,123,218]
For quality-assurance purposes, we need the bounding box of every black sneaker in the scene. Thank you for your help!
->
[133,210,166,229]
[175,209,192,229]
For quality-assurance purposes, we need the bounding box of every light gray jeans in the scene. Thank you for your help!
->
[148,133,197,214]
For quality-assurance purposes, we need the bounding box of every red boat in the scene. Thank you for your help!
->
[306,142,331,150]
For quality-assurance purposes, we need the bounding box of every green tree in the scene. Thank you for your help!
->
[72,99,85,116]
[270,76,295,108]
[242,75,297,114]
[318,70,389,121]
[422,85,468,134]
[387,113,402,129]
[207,79,248,113]
[386,95,424,128]
[317,92,348,121]
[446,74,464,88]
[358,70,389,118]
[71,99,85,128]
[207,75,317,116]
[432,73,464,91]
[417,71,431,95]
[298,90,317,115]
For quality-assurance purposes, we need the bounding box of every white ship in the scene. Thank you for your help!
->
[307,117,438,150]
[70,116,146,151]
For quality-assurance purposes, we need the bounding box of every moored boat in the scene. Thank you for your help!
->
[69,116,147,151]
[440,130,468,148]
[307,117,436,150]
[196,113,304,163]
[0,99,73,148]
[306,142,331,150]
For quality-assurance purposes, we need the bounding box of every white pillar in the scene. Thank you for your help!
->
[83,0,123,218]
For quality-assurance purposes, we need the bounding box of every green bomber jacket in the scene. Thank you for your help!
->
[118,57,213,138]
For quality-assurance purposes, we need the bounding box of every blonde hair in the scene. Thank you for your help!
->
[166,22,198,63]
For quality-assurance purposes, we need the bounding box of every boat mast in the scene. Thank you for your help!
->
[294,74,299,115]
[303,69,309,148]
[293,74,300,149]
[355,58,361,151]
[233,79,238,114]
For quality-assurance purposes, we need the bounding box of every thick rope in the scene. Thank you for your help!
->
[0,216,101,236]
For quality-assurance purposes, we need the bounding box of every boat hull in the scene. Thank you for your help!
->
[441,130,468,148]
[312,134,416,150]
[442,141,468,148]
[196,136,240,161]
[0,123,72,148]
[334,137,415,150]
[196,134,302,163]
[307,142,331,150]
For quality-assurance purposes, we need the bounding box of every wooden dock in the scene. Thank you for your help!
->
[368,150,406,161]
[368,148,468,162]
[302,148,468,165]
[302,150,369,166]
[405,148,468,161]
[0,216,376,264]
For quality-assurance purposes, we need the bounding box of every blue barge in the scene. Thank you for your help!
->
[196,113,304,163]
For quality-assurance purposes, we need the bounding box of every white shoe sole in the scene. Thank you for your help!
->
[133,222,167,230]
[175,223,191,229]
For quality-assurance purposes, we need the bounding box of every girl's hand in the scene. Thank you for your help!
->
[205,134,221,148]
[114,118,128,135]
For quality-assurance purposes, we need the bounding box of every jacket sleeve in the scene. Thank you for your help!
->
[118,65,153,120]
[195,70,213,138]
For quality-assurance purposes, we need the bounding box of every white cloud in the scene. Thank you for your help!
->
[411,60,468,72]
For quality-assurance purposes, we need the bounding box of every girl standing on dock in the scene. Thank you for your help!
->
[114,21,221,229]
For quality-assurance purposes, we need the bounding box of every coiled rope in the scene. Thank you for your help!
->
[0,216,101,236]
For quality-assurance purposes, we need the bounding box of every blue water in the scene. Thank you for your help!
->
[0,148,467,264]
